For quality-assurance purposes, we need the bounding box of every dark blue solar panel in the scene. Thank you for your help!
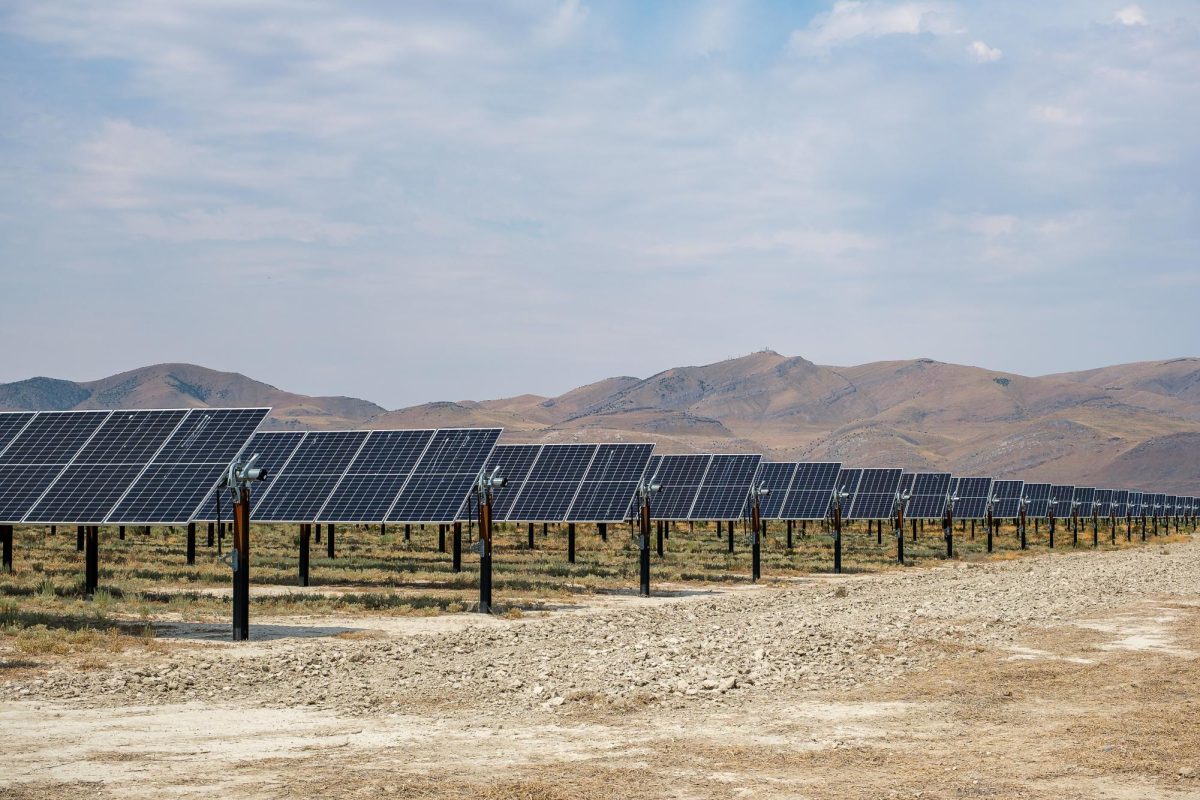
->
[566,443,653,522]
[1023,483,1052,517]
[689,454,762,520]
[991,479,1023,518]
[778,462,841,520]
[387,428,501,522]
[1073,487,1096,518]
[846,468,902,520]
[486,444,542,521]
[1050,485,1075,518]
[647,454,710,520]
[0,411,109,465]
[755,463,798,519]
[0,413,36,456]
[905,473,951,519]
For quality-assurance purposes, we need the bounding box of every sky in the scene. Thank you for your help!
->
[1,1,1197,408]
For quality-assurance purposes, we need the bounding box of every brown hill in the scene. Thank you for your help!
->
[3,354,1196,491]
[0,363,385,430]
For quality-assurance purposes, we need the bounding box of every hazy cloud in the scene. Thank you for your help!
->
[0,1,1197,406]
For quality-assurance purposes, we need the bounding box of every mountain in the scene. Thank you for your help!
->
[2,354,1197,492]
[0,363,385,430]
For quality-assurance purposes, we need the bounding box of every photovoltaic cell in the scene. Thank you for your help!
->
[318,429,435,523]
[505,444,597,522]
[952,477,993,520]
[386,428,501,523]
[1093,489,1113,518]
[990,480,1024,519]
[0,412,35,455]
[646,455,710,521]
[484,445,542,521]
[253,431,369,522]
[1049,485,1075,519]
[1110,489,1129,518]
[193,431,305,520]
[905,473,952,520]
[846,468,902,520]
[27,410,189,523]
[778,462,842,520]
[109,408,270,523]
[1023,483,1052,518]
[1073,487,1096,518]
[689,454,762,520]
[755,463,799,520]
[566,443,653,522]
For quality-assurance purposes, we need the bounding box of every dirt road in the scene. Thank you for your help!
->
[4,540,1200,799]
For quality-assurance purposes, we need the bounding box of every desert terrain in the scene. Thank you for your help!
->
[3,531,1199,799]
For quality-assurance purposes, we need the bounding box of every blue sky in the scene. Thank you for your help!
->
[1,1,1197,407]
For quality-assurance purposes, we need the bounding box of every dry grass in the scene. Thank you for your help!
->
[0,518,1191,649]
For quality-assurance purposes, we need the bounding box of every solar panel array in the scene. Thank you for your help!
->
[1023,483,1052,518]
[953,477,993,520]
[1111,489,1129,518]
[0,409,268,525]
[483,443,654,523]
[990,479,1024,519]
[1073,487,1096,518]
[780,462,843,520]
[754,462,799,520]
[905,473,952,520]
[1050,485,1076,518]
[846,468,903,520]
[223,428,501,524]
[644,453,763,521]
[1093,489,1113,518]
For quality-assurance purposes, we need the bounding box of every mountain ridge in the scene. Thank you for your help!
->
[2,354,1197,492]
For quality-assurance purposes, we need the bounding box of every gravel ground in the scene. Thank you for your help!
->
[5,538,1196,718]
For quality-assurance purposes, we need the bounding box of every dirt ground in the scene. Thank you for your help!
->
[3,538,1200,800]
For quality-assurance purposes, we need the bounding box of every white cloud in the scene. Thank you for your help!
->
[536,0,589,47]
[1033,104,1085,125]
[685,0,745,56]
[968,40,1003,62]
[789,0,960,54]
[1114,5,1147,26]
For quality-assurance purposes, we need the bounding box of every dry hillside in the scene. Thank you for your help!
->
[2,353,1197,491]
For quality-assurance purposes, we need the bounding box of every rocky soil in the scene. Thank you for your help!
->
[5,540,1196,719]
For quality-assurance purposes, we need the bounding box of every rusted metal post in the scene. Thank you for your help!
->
[84,525,98,596]
[452,521,462,572]
[1,525,12,572]
[299,524,310,587]
[232,485,250,641]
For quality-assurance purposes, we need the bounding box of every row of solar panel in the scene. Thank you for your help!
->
[0,409,268,525]
[1,411,1195,526]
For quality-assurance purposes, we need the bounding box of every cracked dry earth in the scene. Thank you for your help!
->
[4,540,1200,799]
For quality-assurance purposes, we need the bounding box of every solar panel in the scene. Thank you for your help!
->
[1111,489,1129,518]
[386,428,502,523]
[952,477,993,520]
[4,409,268,525]
[484,445,542,521]
[1166,495,1178,517]
[254,431,370,522]
[689,454,762,520]
[317,430,435,523]
[990,479,1024,519]
[646,454,711,521]
[1049,485,1075,519]
[195,431,305,520]
[830,468,863,516]
[0,412,35,455]
[109,408,270,523]
[1128,491,1144,516]
[755,462,799,519]
[566,443,654,522]
[1093,489,1113,518]
[505,444,597,522]
[1023,483,1052,518]
[778,462,842,520]
[898,473,915,496]
[1073,487,1096,518]
[905,472,952,520]
[846,468,902,520]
